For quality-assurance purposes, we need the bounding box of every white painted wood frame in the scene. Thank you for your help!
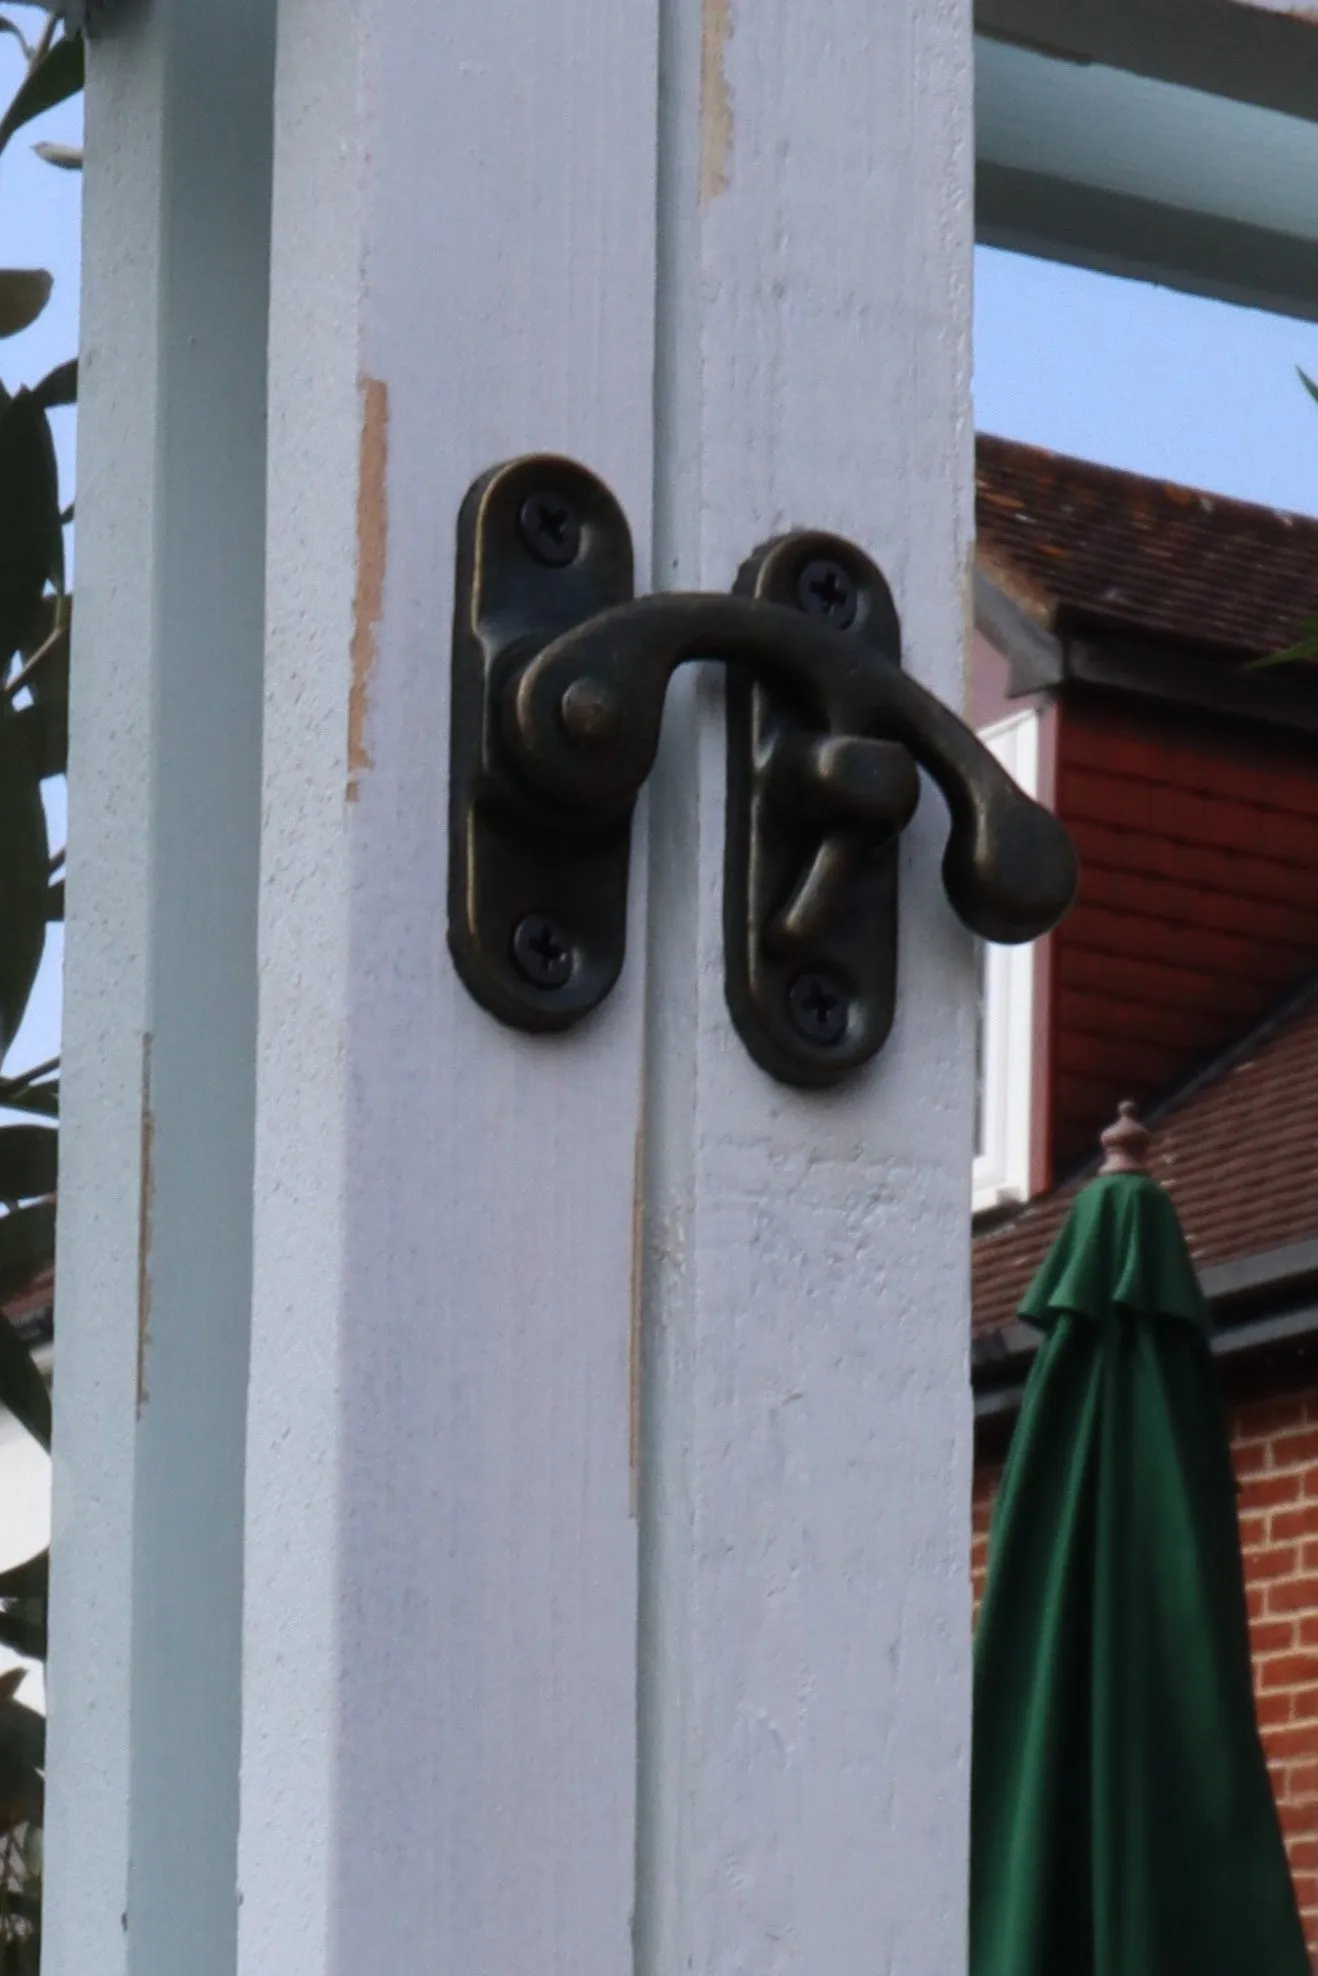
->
[237,2,657,1971]
[638,6,975,1969]
[49,0,976,1969]
[44,3,275,1973]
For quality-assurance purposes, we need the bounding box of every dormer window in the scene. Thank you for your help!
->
[973,708,1040,1214]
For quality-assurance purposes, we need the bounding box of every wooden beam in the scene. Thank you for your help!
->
[637,2,976,1971]
[977,0,1318,122]
[44,3,275,1971]
[978,160,1318,323]
[235,0,658,1970]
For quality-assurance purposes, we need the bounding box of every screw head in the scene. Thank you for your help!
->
[787,968,849,1046]
[797,557,858,629]
[560,675,624,751]
[517,489,581,568]
[511,913,574,989]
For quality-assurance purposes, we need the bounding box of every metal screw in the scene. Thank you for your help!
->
[511,913,574,989]
[797,557,858,629]
[560,675,624,751]
[787,968,849,1046]
[517,489,581,568]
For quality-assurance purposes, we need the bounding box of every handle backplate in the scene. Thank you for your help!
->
[448,455,1077,1086]
[447,455,637,1032]
[725,534,908,1086]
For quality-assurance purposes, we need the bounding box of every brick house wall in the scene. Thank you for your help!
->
[972,1381,1318,1958]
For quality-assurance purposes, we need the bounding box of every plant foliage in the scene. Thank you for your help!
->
[0,11,80,1968]
[1250,369,1318,669]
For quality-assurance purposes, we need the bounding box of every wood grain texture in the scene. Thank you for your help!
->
[639,4,975,1975]
[237,0,659,1971]
[45,3,274,1971]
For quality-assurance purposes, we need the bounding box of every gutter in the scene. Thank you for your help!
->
[973,1237,1318,1425]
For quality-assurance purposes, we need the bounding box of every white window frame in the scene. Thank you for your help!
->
[973,708,1040,1214]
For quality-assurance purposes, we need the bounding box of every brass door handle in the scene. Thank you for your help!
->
[448,455,1076,1087]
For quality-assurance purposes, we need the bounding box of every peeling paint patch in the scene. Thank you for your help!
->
[136,1034,154,1415]
[700,0,733,204]
[348,376,389,803]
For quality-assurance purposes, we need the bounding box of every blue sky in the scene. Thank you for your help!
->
[975,246,1318,517]
[2,24,78,1085]
[4,23,1318,1074]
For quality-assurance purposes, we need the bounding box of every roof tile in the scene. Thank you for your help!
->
[977,436,1318,660]
[974,981,1318,1333]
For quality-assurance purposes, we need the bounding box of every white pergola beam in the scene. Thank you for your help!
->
[976,1,1318,317]
[978,0,1318,120]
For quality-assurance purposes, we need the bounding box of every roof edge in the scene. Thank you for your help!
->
[973,567,1064,695]
[1066,634,1318,736]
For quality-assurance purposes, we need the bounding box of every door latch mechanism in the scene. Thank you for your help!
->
[448,455,1077,1087]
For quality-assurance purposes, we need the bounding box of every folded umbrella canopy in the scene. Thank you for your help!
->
[971,1103,1309,1976]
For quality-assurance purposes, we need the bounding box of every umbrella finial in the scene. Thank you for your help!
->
[1099,1100,1150,1175]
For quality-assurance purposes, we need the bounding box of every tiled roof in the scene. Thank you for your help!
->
[974,975,1318,1335]
[977,436,1318,661]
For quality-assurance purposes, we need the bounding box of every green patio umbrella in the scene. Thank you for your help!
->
[971,1103,1309,1976]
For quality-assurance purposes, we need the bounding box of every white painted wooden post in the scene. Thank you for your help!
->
[44,3,275,1973]
[636,4,976,1972]
[49,0,973,1968]
[236,2,658,1972]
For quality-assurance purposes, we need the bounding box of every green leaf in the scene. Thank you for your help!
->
[32,139,80,169]
[1248,614,1318,669]
[1299,366,1318,411]
[0,1077,57,1122]
[0,1602,45,1662]
[31,356,74,410]
[8,593,69,707]
[0,1737,43,1829]
[0,270,50,339]
[0,711,50,1055]
[0,390,60,660]
[26,700,65,777]
[0,31,83,158]
[0,1551,46,1604]
[0,1695,43,1773]
[0,1305,50,1450]
[0,1127,55,1203]
[10,698,66,780]
[0,20,34,60]
[0,1201,53,1302]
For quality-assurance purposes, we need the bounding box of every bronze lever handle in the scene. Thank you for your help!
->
[505,589,1075,948]
[448,454,1077,1086]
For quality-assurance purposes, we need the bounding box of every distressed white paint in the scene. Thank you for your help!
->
[637,2,976,1973]
[43,3,274,1972]
[235,1,657,1971]
[53,0,975,1968]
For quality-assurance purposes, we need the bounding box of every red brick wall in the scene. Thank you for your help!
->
[1051,697,1318,1177]
[972,1382,1318,1957]
[971,1461,998,1626]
